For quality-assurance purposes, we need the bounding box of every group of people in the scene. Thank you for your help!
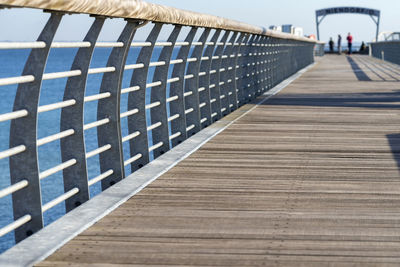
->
[329,33,353,54]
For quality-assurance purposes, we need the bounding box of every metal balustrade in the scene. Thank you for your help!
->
[370,41,400,65]
[0,0,316,249]
[314,42,325,57]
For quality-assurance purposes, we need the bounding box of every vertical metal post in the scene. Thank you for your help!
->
[291,40,296,75]
[265,36,272,91]
[254,36,264,96]
[209,31,230,121]
[376,15,380,42]
[127,23,162,171]
[150,25,181,159]
[245,35,258,101]
[228,33,246,111]
[282,39,287,80]
[97,20,143,190]
[185,28,210,136]
[288,40,291,76]
[259,37,268,93]
[276,39,282,83]
[258,36,266,94]
[275,38,280,86]
[61,17,105,211]
[271,38,277,87]
[169,27,197,147]
[219,32,238,116]
[199,30,221,128]
[265,37,272,91]
[9,13,63,243]
[236,34,252,106]
[250,35,262,99]
[285,40,290,77]
[316,14,320,41]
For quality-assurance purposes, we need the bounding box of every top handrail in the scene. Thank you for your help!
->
[0,0,316,43]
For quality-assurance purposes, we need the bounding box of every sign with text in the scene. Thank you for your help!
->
[316,7,380,17]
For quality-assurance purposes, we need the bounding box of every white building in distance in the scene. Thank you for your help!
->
[270,24,304,37]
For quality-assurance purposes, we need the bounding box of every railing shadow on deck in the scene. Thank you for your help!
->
[387,134,400,173]
[262,91,400,109]
[346,56,372,81]
[351,56,400,82]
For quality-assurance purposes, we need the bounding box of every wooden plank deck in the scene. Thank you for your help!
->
[38,55,400,266]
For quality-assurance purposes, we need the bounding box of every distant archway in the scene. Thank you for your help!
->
[315,7,380,41]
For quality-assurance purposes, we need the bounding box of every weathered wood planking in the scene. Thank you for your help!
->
[38,55,400,266]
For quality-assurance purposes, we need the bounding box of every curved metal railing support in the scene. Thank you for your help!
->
[97,20,143,190]
[210,31,230,121]
[169,28,197,147]
[61,17,105,212]
[184,28,211,137]
[9,12,63,243]
[127,23,162,172]
[199,30,221,128]
[150,25,181,159]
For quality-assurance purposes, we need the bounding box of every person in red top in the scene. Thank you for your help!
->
[347,33,353,55]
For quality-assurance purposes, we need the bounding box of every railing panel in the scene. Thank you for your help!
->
[127,23,161,172]
[60,17,105,212]
[236,34,251,106]
[199,30,221,128]
[259,36,268,93]
[184,28,210,136]
[265,37,273,90]
[209,31,230,121]
[370,41,400,65]
[220,32,238,116]
[241,34,257,103]
[97,20,143,190]
[150,25,181,159]
[9,13,63,243]
[169,27,197,147]
[227,33,244,111]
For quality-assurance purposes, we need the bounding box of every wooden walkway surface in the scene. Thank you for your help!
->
[39,55,400,266]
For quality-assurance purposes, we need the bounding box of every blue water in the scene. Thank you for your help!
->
[0,46,180,252]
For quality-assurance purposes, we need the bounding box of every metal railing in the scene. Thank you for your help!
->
[370,41,400,65]
[314,42,325,57]
[0,0,316,248]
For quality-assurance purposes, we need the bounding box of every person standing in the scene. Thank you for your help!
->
[337,34,342,54]
[329,37,334,53]
[347,33,353,55]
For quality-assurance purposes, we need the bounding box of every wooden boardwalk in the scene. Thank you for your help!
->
[39,55,400,266]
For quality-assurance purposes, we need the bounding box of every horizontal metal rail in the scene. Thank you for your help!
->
[88,170,114,186]
[124,153,142,166]
[0,75,34,86]
[0,145,26,160]
[122,131,140,143]
[86,144,112,159]
[83,118,110,131]
[0,215,31,238]
[37,129,75,147]
[0,110,28,122]
[42,188,79,212]
[39,159,77,180]
[0,180,28,199]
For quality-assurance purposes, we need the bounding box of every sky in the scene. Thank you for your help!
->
[0,0,399,43]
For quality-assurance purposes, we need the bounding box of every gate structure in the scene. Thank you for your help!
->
[315,7,380,41]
